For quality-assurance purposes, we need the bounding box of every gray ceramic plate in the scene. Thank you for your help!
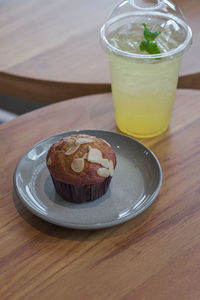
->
[14,130,162,229]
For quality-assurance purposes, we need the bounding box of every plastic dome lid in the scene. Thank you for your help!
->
[100,0,192,59]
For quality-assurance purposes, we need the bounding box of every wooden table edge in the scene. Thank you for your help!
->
[0,71,199,104]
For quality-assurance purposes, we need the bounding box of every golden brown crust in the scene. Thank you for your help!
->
[46,135,117,185]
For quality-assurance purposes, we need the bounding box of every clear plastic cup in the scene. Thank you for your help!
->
[100,0,192,138]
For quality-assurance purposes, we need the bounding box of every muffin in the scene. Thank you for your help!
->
[46,134,117,203]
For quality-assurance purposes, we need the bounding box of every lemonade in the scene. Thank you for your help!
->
[107,20,184,138]
[100,1,192,138]
[109,49,181,137]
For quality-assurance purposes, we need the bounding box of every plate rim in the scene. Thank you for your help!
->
[13,129,162,229]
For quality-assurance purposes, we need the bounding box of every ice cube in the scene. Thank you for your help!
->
[157,19,185,52]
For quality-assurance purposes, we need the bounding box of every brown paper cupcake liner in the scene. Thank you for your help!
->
[51,175,112,203]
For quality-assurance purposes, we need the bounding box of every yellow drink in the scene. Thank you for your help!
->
[109,53,181,137]
[101,9,192,138]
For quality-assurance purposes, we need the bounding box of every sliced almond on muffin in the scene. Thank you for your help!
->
[71,158,85,173]
[97,168,110,178]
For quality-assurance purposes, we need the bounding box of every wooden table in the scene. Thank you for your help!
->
[0,0,199,102]
[0,89,200,299]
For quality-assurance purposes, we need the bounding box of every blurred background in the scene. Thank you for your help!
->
[0,0,199,123]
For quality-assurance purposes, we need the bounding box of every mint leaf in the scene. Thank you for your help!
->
[139,40,149,52]
[139,23,161,55]
[140,40,161,54]
[142,23,161,41]
[147,41,161,54]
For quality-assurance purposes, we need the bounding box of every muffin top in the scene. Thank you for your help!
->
[46,134,117,185]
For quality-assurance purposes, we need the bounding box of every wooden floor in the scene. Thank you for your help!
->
[0,109,17,123]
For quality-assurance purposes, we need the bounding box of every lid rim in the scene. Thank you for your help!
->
[100,11,192,59]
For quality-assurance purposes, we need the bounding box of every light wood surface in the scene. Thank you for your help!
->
[0,90,200,299]
[0,0,199,101]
